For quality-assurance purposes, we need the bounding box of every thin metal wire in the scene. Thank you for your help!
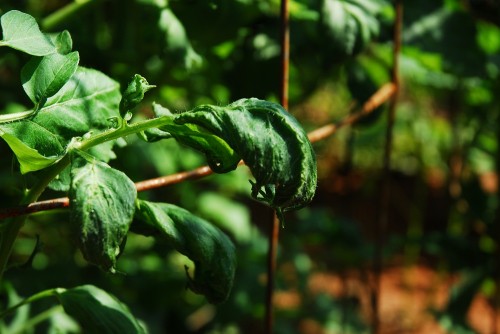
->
[265,1,290,332]
[372,1,403,333]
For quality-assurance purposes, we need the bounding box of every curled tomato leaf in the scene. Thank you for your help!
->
[171,98,317,213]
[133,200,236,304]
[69,150,137,272]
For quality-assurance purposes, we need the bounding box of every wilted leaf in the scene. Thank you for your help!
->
[133,200,236,304]
[171,98,317,213]
[69,151,137,271]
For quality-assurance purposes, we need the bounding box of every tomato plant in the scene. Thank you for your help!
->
[0,9,317,332]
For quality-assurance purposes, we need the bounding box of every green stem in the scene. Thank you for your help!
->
[77,115,176,150]
[0,287,64,319]
[0,115,176,283]
[0,155,71,283]
[41,0,99,31]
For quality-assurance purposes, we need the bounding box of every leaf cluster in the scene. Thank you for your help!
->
[0,8,318,330]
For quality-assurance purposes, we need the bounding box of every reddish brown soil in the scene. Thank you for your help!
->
[274,265,499,333]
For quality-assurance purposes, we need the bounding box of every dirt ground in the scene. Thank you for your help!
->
[274,264,499,334]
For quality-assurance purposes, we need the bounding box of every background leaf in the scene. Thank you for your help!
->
[133,200,236,304]
[0,10,56,56]
[69,151,137,272]
[56,285,146,334]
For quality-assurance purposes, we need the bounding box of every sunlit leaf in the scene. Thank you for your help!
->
[119,74,155,117]
[0,121,63,173]
[0,10,56,56]
[0,67,120,173]
[21,51,80,103]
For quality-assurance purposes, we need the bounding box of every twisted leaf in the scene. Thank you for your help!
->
[170,98,317,213]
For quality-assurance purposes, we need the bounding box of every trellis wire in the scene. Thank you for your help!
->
[372,0,403,332]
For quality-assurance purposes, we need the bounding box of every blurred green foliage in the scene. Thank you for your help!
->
[1,0,500,332]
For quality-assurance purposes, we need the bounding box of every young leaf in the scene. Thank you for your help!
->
[0,10,56,56]
[0,121,64,173]
[35,66,121,141]
[56,285,146,334]
[172,98,317,213]
[69,151,137,272]
[133,200,236,304]
[52,30,73,54]
[21,51,80,103]
[119,74,155,117]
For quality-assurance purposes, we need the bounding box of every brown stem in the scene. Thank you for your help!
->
[0,82,395,221]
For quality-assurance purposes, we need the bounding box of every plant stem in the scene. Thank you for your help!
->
[0,155,70,283]
[77,116,176,151]
[0,287,63,319]
[0,116,177,283]
[41,0,99,31]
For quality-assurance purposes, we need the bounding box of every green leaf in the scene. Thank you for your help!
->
[321,0,384,60]
[52,30,73,54]
[133,200,236,304]
[150,104,239,172]
[0,10,56,56]
[0,67,120,173]
[0,121,64,173]
[158,8,202,69]
[160,122,240,173]
[198,192,252,244]
[21,51,80,103]
[173,98,317,213]
[119,74,155,117]
[56,285,146,334]
[138,103,173,142]
[69,151,137,272]
[34,66,121,141]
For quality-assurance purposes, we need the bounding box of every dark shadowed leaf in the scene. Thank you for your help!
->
[57,285,146,334]
[133,200,236,304]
